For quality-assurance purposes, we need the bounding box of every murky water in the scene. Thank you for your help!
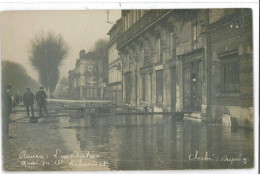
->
[59,114,254,170]
[5,109,254,171]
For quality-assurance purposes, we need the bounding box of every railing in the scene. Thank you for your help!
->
[117,10,171,49]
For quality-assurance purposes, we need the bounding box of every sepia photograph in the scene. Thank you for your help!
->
[0,4,258,172]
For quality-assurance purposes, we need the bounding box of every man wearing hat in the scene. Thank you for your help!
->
[23,88,35,117]
[36,87,49,117]
[2,85,13,139]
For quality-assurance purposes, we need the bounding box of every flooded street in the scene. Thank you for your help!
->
[62,115,254,170]
[3,103,254,171]
[1,7,255,173]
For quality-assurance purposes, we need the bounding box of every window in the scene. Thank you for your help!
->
[170,32,176,58]
[93,88,97,98]
[90,88,94,98]
[87,88,90,98]
[181,22,191,42]
[133,10,136,23]
[141,10,145,17]
[156,70,163,105]
[193,25,197,41]
[219,51,239,93]
[158,38,163,63]
[124,16,128,31]
[125,72,132,104]
[136,10,141,20]
[129,11,133,27]
[141,74,146,101]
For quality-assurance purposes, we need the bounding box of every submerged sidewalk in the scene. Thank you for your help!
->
[2,105,109,171]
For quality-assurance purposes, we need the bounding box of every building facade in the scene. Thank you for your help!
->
[115,9,253,127]
[68,50,105,100]
[107,19,123,105]
[207,9,253,127]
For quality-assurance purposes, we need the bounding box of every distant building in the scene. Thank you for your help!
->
[114,9,253,127]
[54,78,69,99]
[68,50,105,100]
[107,19,123,105]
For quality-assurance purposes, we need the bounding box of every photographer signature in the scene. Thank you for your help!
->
[188,151,248,164]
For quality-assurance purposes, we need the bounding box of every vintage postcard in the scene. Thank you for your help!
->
[0,3,258,173]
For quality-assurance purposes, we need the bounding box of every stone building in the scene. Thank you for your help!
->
[115,9,253,127]
[207,9,253,127]
[68,50,105,100]
[107,19,123,105]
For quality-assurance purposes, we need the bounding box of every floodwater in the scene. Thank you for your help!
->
[4,109,254,171]
[61,115,254,170]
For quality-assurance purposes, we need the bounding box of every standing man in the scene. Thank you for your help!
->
[36,87,49,117]
[23,88,35,117]
[2,85,13,139]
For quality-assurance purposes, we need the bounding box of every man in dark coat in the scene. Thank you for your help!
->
[23,88,35,117]
[2,85,13,139]
[36,87,49,117]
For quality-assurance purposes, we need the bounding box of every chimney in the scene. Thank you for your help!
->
[79,49,85,59]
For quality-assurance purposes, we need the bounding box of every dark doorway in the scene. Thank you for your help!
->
[183,60,202,111]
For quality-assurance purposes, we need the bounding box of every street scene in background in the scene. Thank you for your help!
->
[1,9,254,171]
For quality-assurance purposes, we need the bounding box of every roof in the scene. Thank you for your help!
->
[107,19,122,36]
[84,52,100,60]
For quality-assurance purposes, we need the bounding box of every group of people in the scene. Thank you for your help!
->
[23,87,49,118]
[2,85,49,139]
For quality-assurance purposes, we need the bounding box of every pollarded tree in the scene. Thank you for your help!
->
[29,32,69,97]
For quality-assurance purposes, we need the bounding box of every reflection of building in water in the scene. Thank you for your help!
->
[68,50,105,99]
[108,9,253,127]
[72,115,253,169]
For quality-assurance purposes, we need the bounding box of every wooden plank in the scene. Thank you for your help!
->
[115,112,190,115]
[47,99,111,104]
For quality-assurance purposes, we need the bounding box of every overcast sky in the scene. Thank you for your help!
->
[1,10,121,81]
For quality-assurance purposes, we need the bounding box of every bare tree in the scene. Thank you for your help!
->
[91,39,108,85]
[92,59,104,98]
[29,32,69,97]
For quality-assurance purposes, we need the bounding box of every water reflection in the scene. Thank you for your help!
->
[61,114,254,170]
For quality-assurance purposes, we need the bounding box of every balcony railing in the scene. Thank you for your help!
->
[117,10,171,49]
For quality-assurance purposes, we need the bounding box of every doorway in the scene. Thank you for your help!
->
[183,60,202,111]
